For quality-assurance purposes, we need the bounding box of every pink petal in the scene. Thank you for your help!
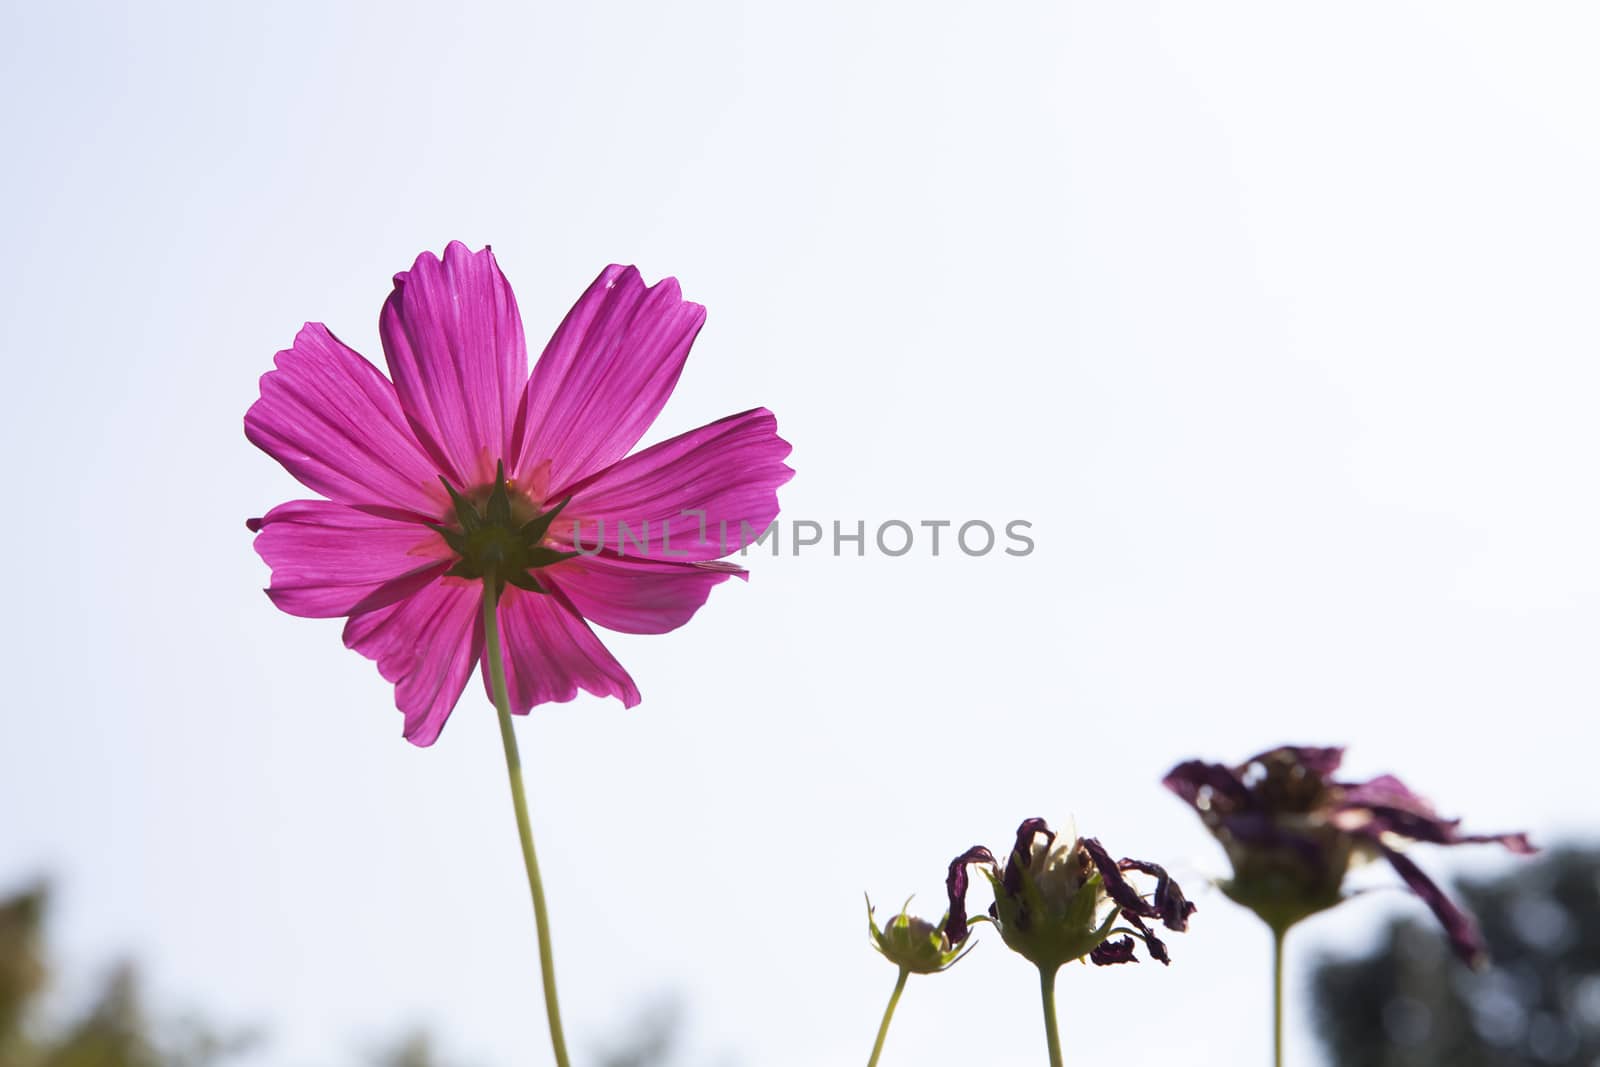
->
[247,500,451,618]
[380,243,527,488]
[555,408,794,562]
[245,323,443,514]
[546,555,745,635]
[343,578,484,746]
[513,265,705,491]
[485,586,640,714]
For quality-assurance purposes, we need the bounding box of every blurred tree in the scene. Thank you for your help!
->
[594,997,681,1067]
[0,879,709,1067]
[0,883,251,1067]
[372,1031,448,1067]
[1313,845,1600,1065]
[0,886,48,1067]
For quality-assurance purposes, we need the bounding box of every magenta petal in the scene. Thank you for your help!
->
[249,500,451,618]
[343,578,484,746]
[245,323,443,513]
[556,408,794,562]
[514,265,705,491]
[485,586,640,714]
[380,243,527,487]
[546,555,743,635]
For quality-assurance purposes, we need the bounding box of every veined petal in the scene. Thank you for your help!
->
[486,586,640,714]
[245,323,442,513]
[514,265,705,490]
[380,243,527,487]
[342,578,483,747]
[247,500,451,618]
[555,408,793,563]
[545,555,743,635]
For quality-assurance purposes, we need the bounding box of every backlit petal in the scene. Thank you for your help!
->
[380,243,527,487]
[515,265,704,490]
[557,408,793,562]
[546,555,743,635]
[247,500,450,618]
[485,585,640,714]
[343,578,483,746]
[245,323,442,513]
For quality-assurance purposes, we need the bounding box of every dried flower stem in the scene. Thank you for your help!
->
[866,966,909,1067]
[483,582,572,1067]
[1039,965,1064,1067]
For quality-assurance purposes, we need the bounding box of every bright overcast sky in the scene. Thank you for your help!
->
[2,3,1597,1065]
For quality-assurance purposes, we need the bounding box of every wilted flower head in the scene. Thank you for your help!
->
[945,818,1195,971]
[866,896,970,975]
[245,244,793,744]
[1163,745,1535,965]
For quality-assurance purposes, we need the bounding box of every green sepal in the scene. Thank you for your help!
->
[505,569,549,594]
[519,496,574,546]
[525,546,580,568]
[427,523,469,554]
[439,477,483,533]
[486,460,513,526]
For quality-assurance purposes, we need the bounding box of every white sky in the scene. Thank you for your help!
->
[2,2,1597,1065]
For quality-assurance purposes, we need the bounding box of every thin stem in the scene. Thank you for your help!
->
[483,582,571,1067]
[866,967,910,1067]
[1039,964,1063,1067]
[1272,925,1287,1067]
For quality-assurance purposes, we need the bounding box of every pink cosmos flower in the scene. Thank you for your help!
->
[246,243,793,745]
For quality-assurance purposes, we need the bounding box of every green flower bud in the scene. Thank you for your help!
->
[866,896,970,975]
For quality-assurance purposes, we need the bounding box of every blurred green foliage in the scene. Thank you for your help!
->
[0,881,696,1067]
[0,882,255,1067]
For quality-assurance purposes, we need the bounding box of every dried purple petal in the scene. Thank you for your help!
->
[945,846,996,945]
[1081,837,1160,922]
[1121,908,1170,966]
[1089,936,1138,966]
[1004,818,1055,897]
[1162,759,1254,814]
[1377,844,1487,968]
[1119,857,1197,932]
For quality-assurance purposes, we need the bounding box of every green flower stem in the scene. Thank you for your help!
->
[866,966,910,1067]
[1039,964,1064,1067]
[483,581,571,1067]
[1272,926,1287,1067]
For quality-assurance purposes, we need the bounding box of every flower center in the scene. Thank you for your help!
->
[430,460,576,595]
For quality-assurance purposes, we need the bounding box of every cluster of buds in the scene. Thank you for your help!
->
[944,818,1195,971]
